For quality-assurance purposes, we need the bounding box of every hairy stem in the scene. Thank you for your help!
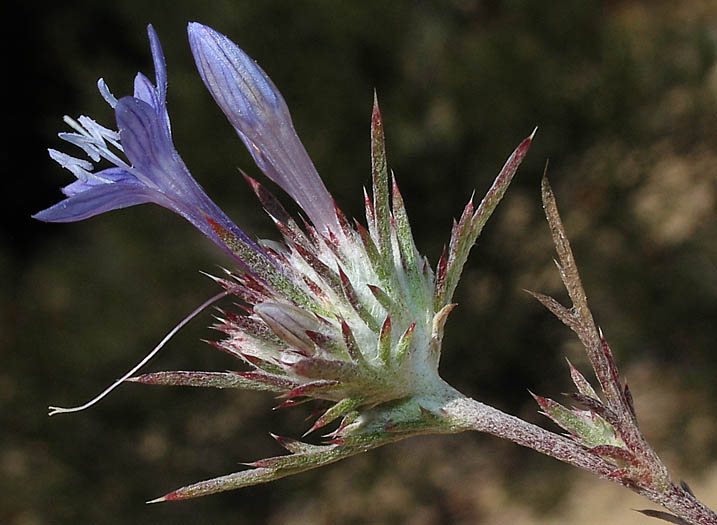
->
[441,389,614,475]
[440,389,716,525]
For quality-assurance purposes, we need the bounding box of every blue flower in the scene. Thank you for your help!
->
[33,25,260,258]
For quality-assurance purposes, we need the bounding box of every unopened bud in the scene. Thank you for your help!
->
[254,302,319,354]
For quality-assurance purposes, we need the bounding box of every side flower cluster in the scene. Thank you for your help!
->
[529,177,671,494]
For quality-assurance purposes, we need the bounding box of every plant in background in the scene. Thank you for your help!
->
[35,23,715,524]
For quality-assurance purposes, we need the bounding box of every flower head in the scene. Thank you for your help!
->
[37,23,533,501]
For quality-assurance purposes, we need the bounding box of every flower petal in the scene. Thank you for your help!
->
[114,96,183,189]
[62,167,139,197]
[115,95,259,251]
[32,181,156,222]
[133,72,162,111]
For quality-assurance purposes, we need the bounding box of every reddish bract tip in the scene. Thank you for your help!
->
[371,90,383,127]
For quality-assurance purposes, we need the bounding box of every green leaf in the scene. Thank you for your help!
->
[208,219,325,315]
[395,322,416,364]
[437,131,534,307]
[370,92,393,278]
[391,175,427,311]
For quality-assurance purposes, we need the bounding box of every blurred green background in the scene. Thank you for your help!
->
[4,1,716,523]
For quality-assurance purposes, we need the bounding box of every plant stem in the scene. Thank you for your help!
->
[439,389,717,525]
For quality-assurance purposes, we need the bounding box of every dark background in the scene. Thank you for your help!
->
[4,1,716,523]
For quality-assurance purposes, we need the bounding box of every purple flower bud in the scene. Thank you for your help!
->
[187,22,339,234]
[253,302,320,354]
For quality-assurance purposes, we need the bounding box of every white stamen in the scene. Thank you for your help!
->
[48,290,230,416]
[78,116,119,143]
[63,115,89,136]
[48,149,94,173]
[97,78,118,108]
[59,115,127,169]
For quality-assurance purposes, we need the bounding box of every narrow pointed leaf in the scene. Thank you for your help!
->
[338,266,379,332]
[588,445,636,464]
[567,360,600,400]
[292,242,342,293]
[282,379,339,399]
[242,172,292,225]
[150,444,348,501]
[339,318,370,370]
[291,357,361,382]
[355,220,390,284]
[363,187,376,239]
[304,330,345,357]
[624,382,638,422]
[564,392,619,426]
[370,93,393,275]
[532,393,598,442]
[391,175,425,309]
[367,284,401,319]
[270,433,327,454]
[525,289,581,334]
[633,510,690,525]
[306,397,364,434]
[378,315,392,365]
[433,245,448,311]
[437,130,534,307]
[238,371,298,391]
[395,322,416,364]
[128,371,287,392]
[208,219,321,314]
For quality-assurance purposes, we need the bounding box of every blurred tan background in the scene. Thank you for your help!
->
[4,0,716,523]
